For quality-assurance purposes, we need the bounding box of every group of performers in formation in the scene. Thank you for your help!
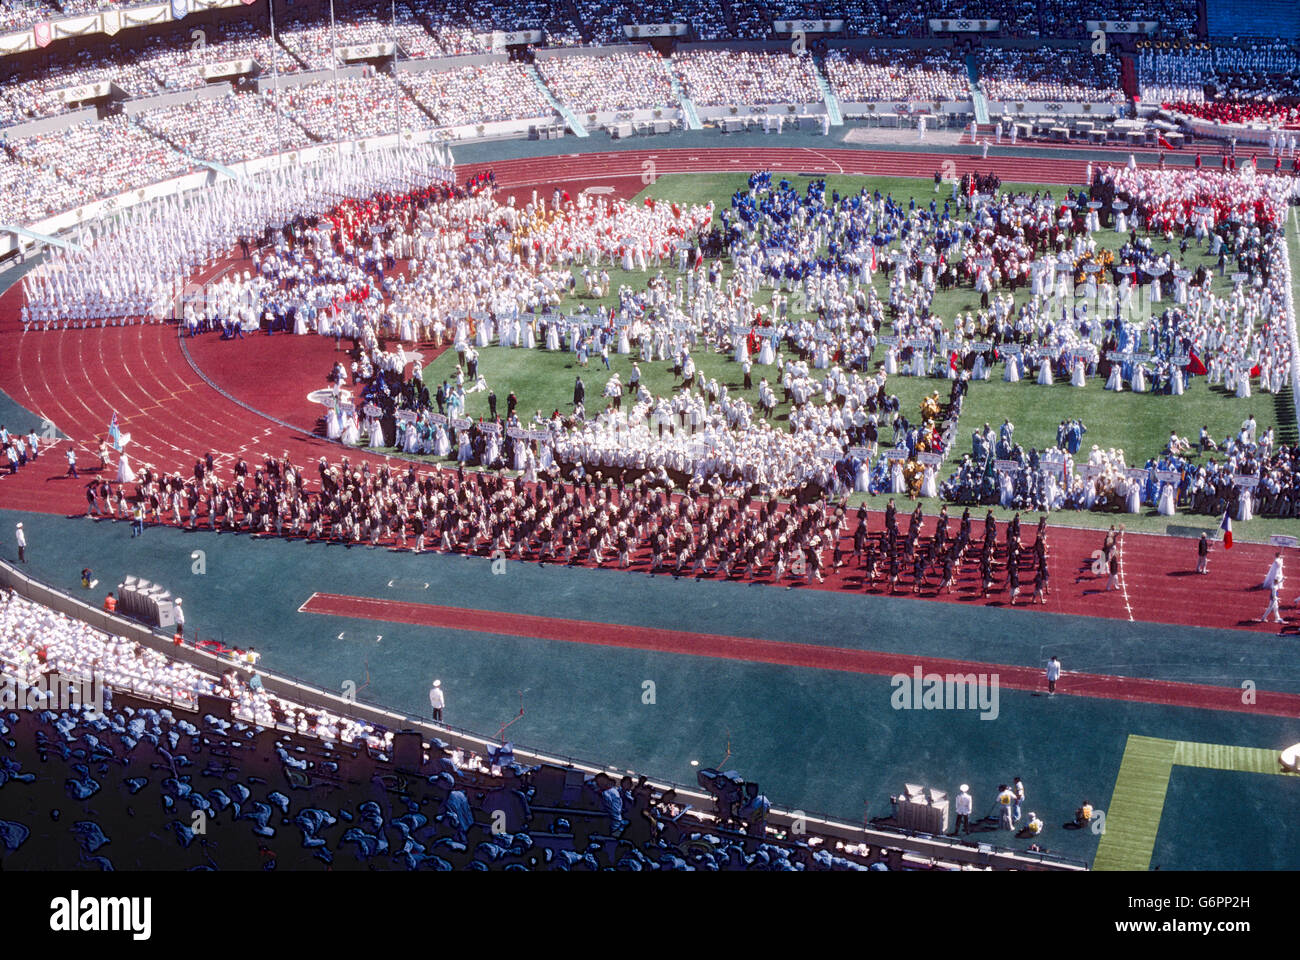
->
[82,448,1064,602]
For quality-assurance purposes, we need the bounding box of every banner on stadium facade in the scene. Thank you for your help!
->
[335,42,398,61]
[1086,20,1158,34]
[101,9,120,35]
[50,14,100,40]
[123,4,170,28]
[622,23,686,39]
[171,0,188,21]
[929,19,999,32]
[479,29,542,51]
[773,20,843,34]
[33,22,51,47]
[197,58,260,80]
[0,29,34,54]
[59,81,113,104]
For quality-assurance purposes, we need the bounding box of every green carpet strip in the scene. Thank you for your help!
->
[1095,735,1299,870]
[1093,736,1178,872]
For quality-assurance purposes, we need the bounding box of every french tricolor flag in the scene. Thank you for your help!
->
[1220,511,1233,550]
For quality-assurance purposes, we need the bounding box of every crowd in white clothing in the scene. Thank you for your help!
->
[824,48,970,102]
[279,72,414,143]
[536,52,676,114]
[0,591,392,749]
[672,50,822,107]
[136,92,314,163]
[6,115,193,218]
[401,62,557,127]
[0,49,161,125]
[0,150,79,225]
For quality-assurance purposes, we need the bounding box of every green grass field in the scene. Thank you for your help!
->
[405,172,1300,540]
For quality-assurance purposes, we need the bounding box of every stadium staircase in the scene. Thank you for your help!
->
[668,69,703,129]
[526,64,588,137]
[965,53,990,125]
[273,33,310,72]
[395,75,440,124]
[812,58,844,126]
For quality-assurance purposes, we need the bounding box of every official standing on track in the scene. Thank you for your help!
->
[1046,655,1061,695]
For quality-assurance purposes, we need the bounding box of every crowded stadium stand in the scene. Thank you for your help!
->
[672,49,821,107]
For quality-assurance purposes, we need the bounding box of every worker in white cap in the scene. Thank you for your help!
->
[14,523,25,563]
[953,784,973,835]
[429,678,445,722]
[172,597,184,637]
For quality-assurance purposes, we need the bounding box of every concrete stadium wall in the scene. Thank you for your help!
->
[696,101,828,119]
[120,82,234,115]
[533,44,653,60]
[396,53,508,73]
[1,106,98,139]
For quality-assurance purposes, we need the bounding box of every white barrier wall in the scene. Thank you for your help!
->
[696,101,827,119]
[841,100,973,117]
[986,101,1122,117]
[585,106,684,128]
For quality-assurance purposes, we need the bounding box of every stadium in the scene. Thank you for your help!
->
[0,0,1296,900]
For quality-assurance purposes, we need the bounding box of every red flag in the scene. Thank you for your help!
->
[1251,364,1261,379]
[1186,351,1207,376]
[1158,135,1174,150]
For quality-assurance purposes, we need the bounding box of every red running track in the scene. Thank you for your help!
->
[0,147,1291,637]
[301,592,1300,718]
